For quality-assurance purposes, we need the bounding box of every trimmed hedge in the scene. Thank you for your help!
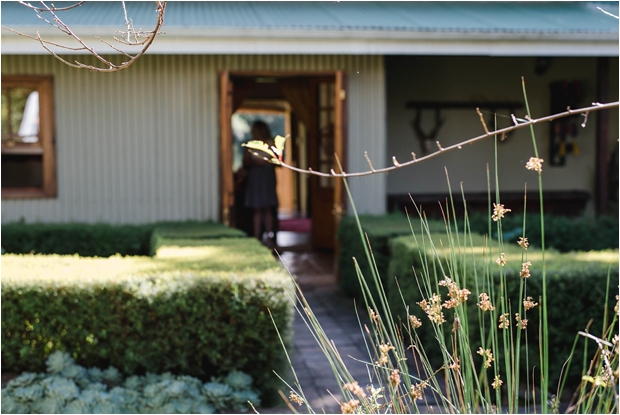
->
[1,237,294,403]
[0,220,247,258]
[1,222,154,257]
[386,232,619,387]
[337,213,445,302]
[468,212,619,252]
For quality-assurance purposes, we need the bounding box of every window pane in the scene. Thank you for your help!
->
[1,154,43,188]
[1,87,39,143]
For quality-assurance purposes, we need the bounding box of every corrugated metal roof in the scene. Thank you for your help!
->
[2,1,618,34]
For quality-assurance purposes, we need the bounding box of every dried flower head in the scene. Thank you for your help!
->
[526,157,544,173]
[477,347,494,369]
[449,358,461,371]
[409,315,422,329]
[341,399,360,414]
[496,253,506,267]
[418,294,446,324]
[410,381,428,401]
[517,237,529,250]
[499,313,510,329]
[344,381,366,398]
[492,375,503,390]
[520,261,532,278]
[478,293,495,312]
[379,343,395,355]
[515,313,528,330]
[389,369,401,387]
[369,308,379,323]
[378,343,395,366]
[439,277,471,309]
[523,296,538,311]
[289,391,304,406]
[492,203,511,221]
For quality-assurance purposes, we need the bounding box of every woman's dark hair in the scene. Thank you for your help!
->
[252,120,272,142]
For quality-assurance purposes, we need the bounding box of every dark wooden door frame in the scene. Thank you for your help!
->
[218,70,348,243]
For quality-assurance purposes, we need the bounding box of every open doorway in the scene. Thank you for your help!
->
[219,71,347,251]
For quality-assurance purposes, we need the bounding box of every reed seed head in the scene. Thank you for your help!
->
[289,391,304,406]
[523,296,538,311]
[492,203,511,221]
[499,313,510,329]
[340,399,360,414]
[520,261,532,278]
[526,157,544,173]
[517,237,529,250]
[409,315,422,329]
[478,293,495,312]
[496,253,506,266]
[492,375,503,390]
[344,381,366,398]
[389,369,401,387]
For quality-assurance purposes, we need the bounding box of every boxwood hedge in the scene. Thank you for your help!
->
[1,237,294,403]
[337,213,445,302]
[386,232,618,388]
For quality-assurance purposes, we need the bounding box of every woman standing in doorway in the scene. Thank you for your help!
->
[243,120,278,248]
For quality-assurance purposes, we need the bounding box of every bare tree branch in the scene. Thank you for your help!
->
[259,101,619,178]
[2,1,166,72]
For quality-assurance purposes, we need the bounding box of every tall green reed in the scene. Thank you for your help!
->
[272,82,618,414]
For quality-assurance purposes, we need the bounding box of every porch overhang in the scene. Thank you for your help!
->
[2,27,618,57]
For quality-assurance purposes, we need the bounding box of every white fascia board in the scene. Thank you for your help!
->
[2,27,618,57]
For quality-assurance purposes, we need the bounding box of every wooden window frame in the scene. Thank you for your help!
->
[1,75,56,198]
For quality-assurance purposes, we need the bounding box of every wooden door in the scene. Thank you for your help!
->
[310,71,346,249]
[219,71,234,225]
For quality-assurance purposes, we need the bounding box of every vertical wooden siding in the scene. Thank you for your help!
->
[1,54,385,224]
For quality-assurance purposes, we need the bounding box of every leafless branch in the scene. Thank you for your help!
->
[268,101,619,178]
[2,1,166,72]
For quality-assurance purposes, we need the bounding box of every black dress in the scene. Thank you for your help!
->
[244,164,278,209]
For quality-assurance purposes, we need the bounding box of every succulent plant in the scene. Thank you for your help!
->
[12,383,44,402]
[63,399,91,414]
[45,351,74,374]
[86,367,104,383]
[5,372,40,390]
[41,376,80,401]
[102,366,122,384]
[231,389,261,412]
[123,375,144,390]
[2,351,261,414]
[224,370,253,391]
[61,363,87,380]
[192,402,217,414]
[202,382,233,411]
[32,396,65,414]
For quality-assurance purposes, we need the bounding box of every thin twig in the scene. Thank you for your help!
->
[272,101,618,178]
[2,1,166,72]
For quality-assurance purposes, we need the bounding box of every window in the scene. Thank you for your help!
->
[2,75,56,198]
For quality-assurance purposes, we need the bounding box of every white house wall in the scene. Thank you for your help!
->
[386,56,619,215]
[1,54,386,224]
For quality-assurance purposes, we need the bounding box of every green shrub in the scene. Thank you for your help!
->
[0,220,246,258]
[468,212,619,252]
[337,213,445,302]
[1,351,260,414]
[1,237,294,402]
[150,221,247,255]
[386,232,619,388]
[1,222,154,257]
